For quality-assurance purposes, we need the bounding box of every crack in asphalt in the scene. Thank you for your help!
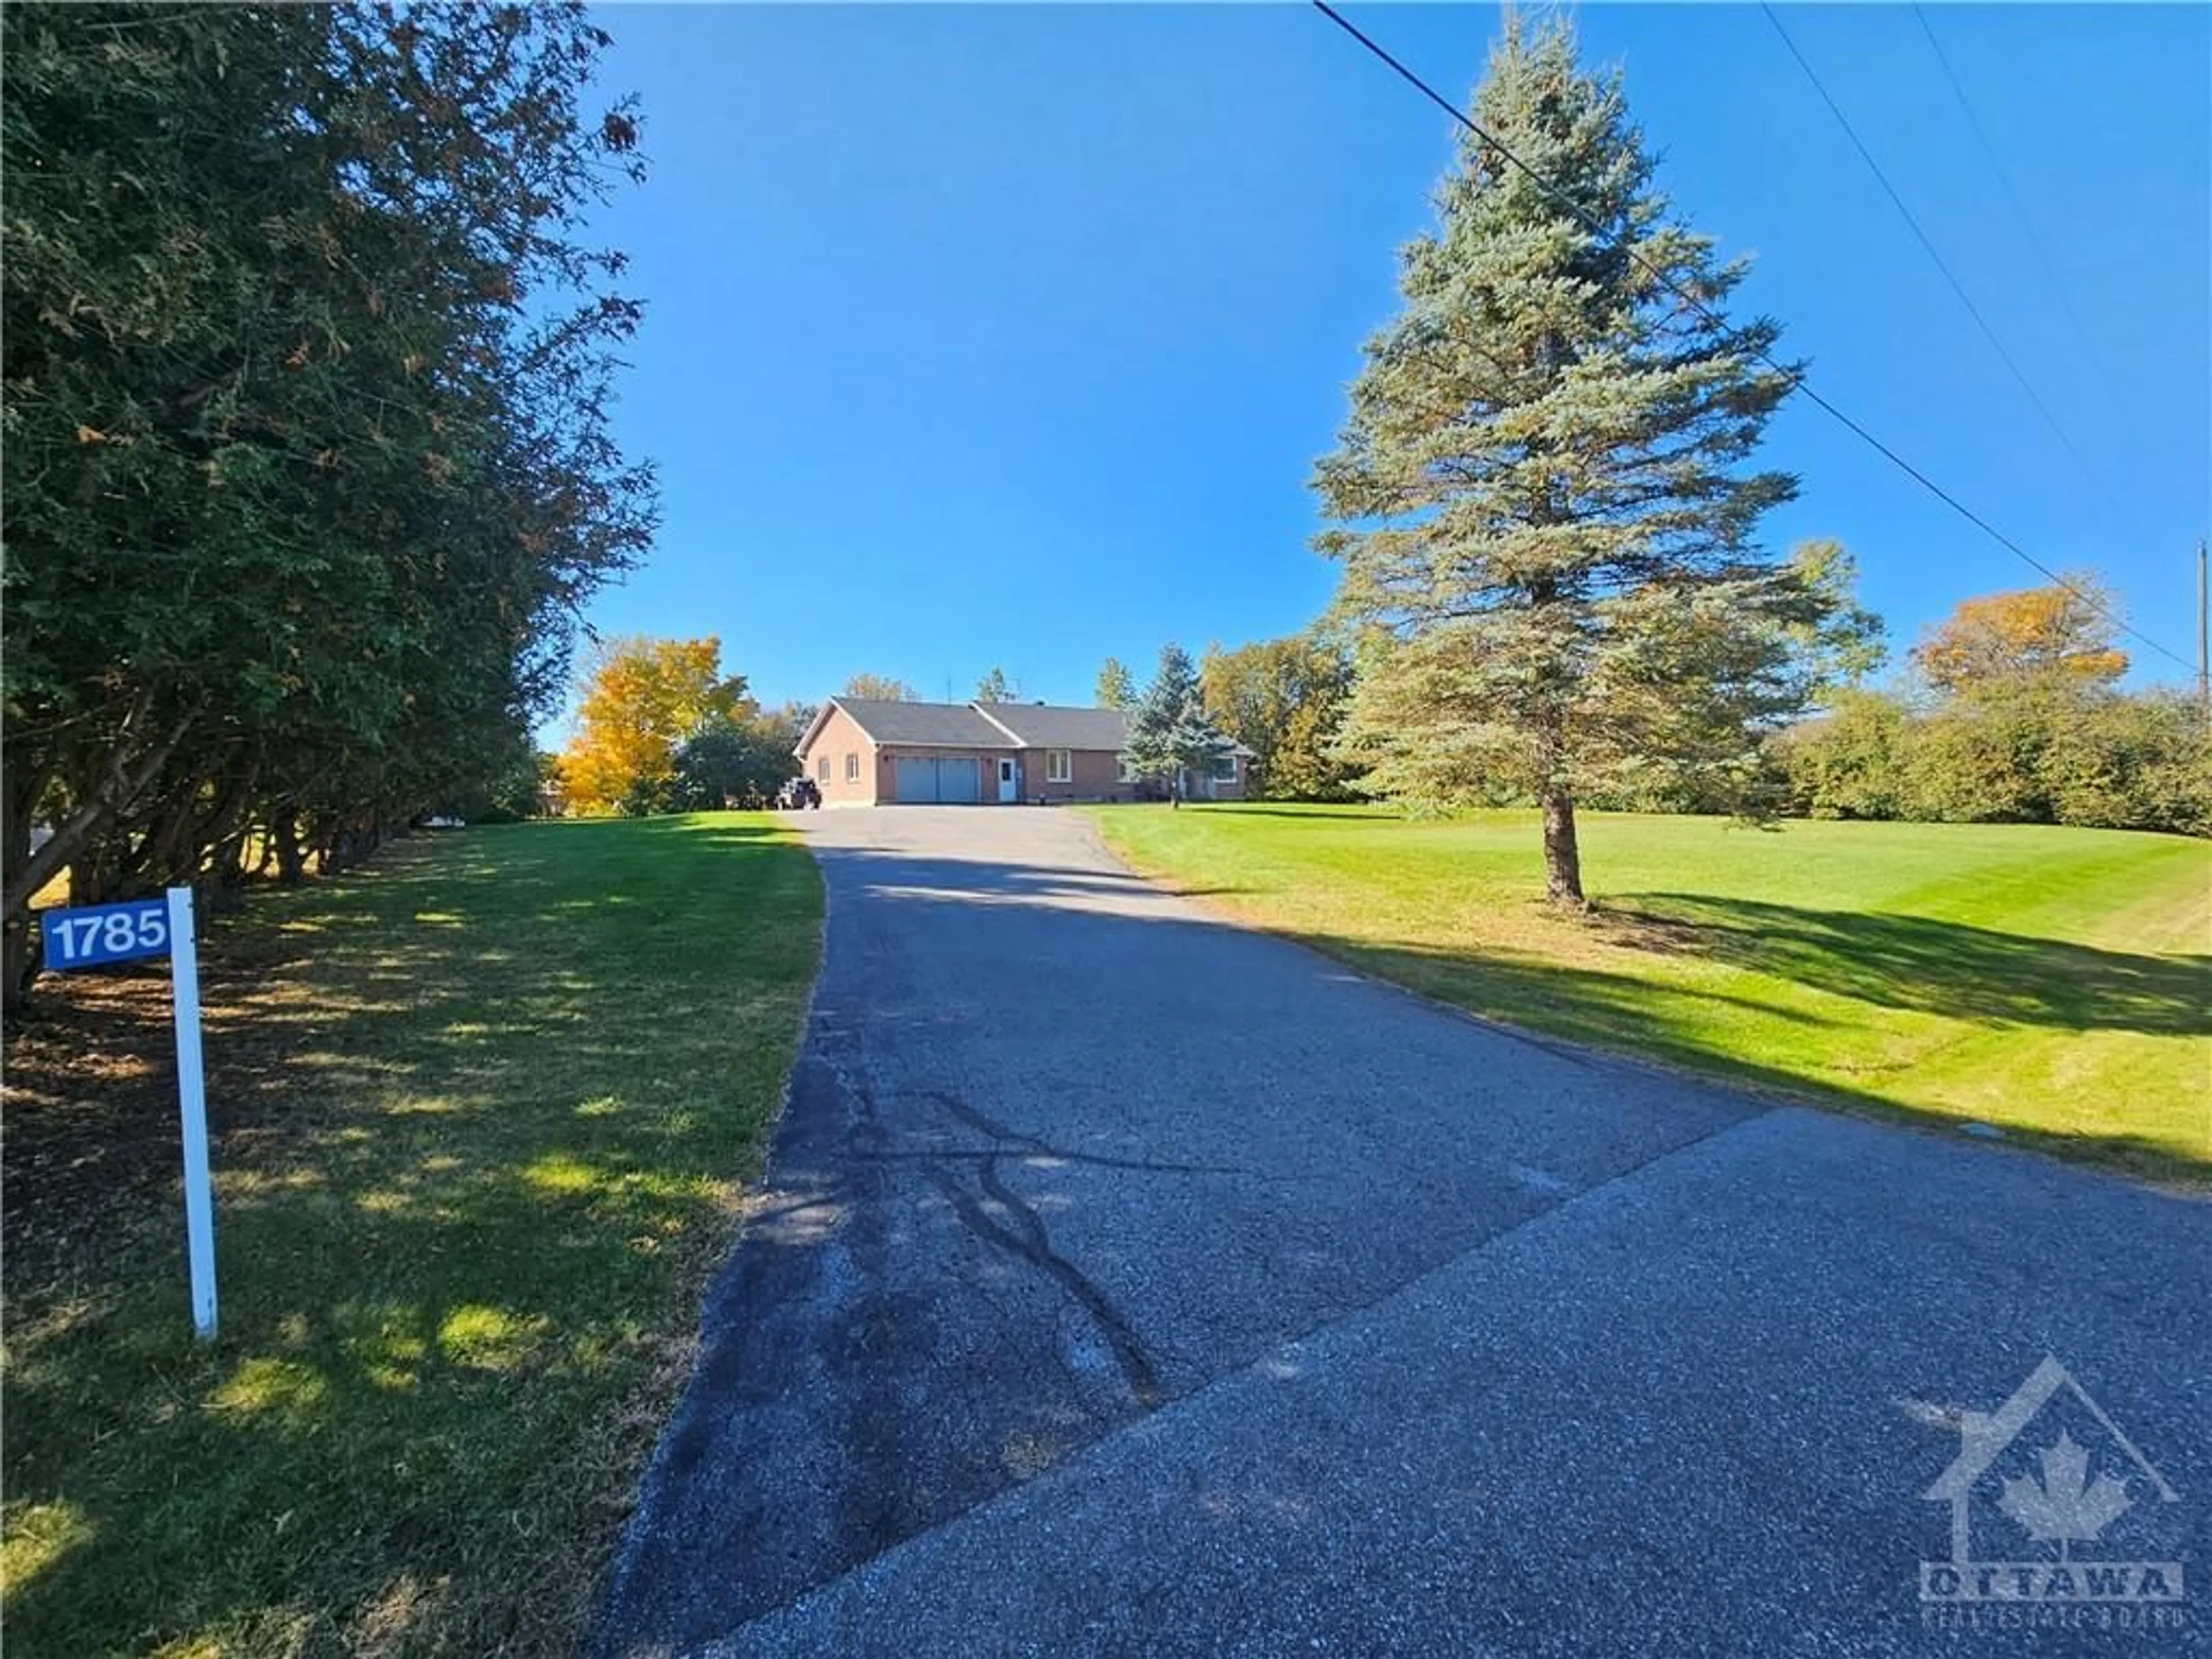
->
[852,1146,1251,1177]
[916,1152,1167,1412]
[688,1105,1796,1657]
[900,1088,1234,1413]
[921,1090,1249,1176]
[825,1062,1178,1418]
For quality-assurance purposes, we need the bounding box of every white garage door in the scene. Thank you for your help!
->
[893,757,981,804]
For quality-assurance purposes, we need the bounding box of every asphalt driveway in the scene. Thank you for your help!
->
[594,806,2208,1658]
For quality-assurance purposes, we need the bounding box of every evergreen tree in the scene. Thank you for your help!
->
[1094,657,1137,710]
[1123,643,1233,809]
[1313,14,1817,902]
[2,2,653,999]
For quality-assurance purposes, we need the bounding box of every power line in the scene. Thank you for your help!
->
[1760,5,2109,494]
[1909,4,2161,465]
[1309,1,2195,675]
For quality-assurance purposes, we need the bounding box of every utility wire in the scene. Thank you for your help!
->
[1910,3,2161,464]
[1762,6,2109,498]
[1310,0,2194,675]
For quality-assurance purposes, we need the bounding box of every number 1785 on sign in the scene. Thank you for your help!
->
[39,899,173,969]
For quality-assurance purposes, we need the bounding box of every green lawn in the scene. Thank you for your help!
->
[2,814,819,1657]
[1089,804,2211,1178]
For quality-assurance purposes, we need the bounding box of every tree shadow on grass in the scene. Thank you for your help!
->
[1603,894,2209,1039]
[1291,928,2209,1183]
[1,813,823,1657]
[1173,804,1384,820]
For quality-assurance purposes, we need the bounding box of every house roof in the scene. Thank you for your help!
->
[808,697,1016,751]
[795,694,1252,760]
[975,702,1131,750]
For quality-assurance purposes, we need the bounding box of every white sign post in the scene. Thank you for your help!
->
[166,886,218,1340]
[36,886,218,1339]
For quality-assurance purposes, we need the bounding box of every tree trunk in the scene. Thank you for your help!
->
[209,821,255,911]
[2,914,35,1016]
[70,832,126,910]
[2,754,50,1013]
[309,813,341,875]
[273,817,306,884]
[1541,787,1584,904]
[1,703,200,920]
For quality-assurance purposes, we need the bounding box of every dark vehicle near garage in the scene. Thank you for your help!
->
[777,777,822,810]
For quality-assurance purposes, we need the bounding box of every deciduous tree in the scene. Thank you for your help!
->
[976,666,1012,703]
[560,637,753,815]
[667,715,791,810]
[1094,658,1137,710]
[1313,13,1812,902]
[1786,541,1887,697]
[1768,690,1912,820]
[757,700,819,748]
[843,674,914,702]
[1770,675,2208,836]
[1911,577,2127,692]
[1200,634,1357,800]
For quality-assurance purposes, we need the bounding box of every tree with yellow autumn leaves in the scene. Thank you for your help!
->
[1910,573,2129,691]
[560,637,757,815]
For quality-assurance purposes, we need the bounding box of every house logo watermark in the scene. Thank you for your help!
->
[1922,1356,2186,1630]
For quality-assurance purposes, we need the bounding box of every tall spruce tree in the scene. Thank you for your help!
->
[1313,14,1816,902]
[1123,643,1233,808]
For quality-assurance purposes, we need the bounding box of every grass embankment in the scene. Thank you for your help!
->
[3,814,819,1657]
[1089,804,2210,1179]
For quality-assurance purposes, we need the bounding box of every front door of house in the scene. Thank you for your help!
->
[997,757,1017,803]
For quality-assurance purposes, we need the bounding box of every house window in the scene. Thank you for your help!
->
[816,755,830,783]
[1117,754,1138,783]
[1210,753,1239,782]
[1046,748,1073,783]
[845,752,860,782]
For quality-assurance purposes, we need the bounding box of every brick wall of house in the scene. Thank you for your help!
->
[800,703,881,806]
[1008,748,1249,804]
[1014,747,1142,804]
[1198,756,1247,801]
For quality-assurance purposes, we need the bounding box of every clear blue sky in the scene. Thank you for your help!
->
[563,2,2210,722]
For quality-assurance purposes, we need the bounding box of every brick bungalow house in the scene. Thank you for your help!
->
[794,696,1248,806]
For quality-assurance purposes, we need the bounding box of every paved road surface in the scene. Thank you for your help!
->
[594,807,2208,1658]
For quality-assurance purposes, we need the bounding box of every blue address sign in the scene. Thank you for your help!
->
[40,898,175,969]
